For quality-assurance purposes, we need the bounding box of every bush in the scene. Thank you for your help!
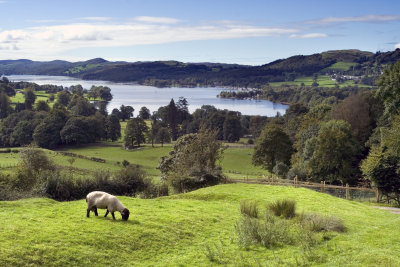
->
[240,200,259,218]
[268,199,296,219]
[299,213,347,233]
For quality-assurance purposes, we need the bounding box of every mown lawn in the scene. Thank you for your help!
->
[0,184,399,266]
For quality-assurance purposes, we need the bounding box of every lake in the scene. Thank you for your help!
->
[7,75,288,116]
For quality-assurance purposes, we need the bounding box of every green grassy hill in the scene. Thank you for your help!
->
[1,184,399,266]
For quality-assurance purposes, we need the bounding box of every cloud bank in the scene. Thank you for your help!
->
[0,17,300,60]
[306,14,400,25]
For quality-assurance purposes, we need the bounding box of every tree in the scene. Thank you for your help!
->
[105,114,121,141]
[376,60,400,117]
[252,124,293,173]
[124,118,148,148]
[309,120,360,184]
[119,105,134,121]
[331,94,372,145]
[24,88,36,110]
[139,106,151,120]
[167,99,178,140]
[35,100,50,112]
[0,92,11,119]
[159,127,225,192]
[56,90,71,106]
[10,120,36,146]
[223,112,242,142]
[33,114,65,148]
[361,146,400,205]
[155,127,171,147]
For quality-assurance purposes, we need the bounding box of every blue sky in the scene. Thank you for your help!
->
[0,0,399,65]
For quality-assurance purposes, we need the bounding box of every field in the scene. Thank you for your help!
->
[0,143,267,179]
[269,75,369,88]
[0,183,399,266]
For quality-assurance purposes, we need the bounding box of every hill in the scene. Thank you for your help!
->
[1,49,399,87]
[1,184,399,266]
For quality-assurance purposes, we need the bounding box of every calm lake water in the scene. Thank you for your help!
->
[7,75,288,116]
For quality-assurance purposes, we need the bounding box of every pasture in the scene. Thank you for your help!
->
[0,184,399,266]
[0,143,267,179]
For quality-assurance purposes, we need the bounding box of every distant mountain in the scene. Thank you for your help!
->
[1,49,399,87]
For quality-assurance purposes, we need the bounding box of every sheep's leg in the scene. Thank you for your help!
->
[111,212,116,220]
[87,208,90,218]
[94,207,98,216]
[104,210,109,217]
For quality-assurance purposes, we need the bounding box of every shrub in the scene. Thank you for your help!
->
[299,213,347,233]
[240,200,259,218]
[268,199,296,219]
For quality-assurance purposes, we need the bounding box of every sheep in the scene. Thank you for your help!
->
[86,191,130,221]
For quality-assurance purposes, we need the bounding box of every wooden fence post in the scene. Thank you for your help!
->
[294,175,298,187]
[346,184,350,200]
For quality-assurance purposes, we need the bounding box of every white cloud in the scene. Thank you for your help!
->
[0,1,7,4]
[81,17,111,22]
[0,18,299,60]
[289,33,328,39]
[133,16,181,24]
[395,43,400,49]
[306,14,400,25]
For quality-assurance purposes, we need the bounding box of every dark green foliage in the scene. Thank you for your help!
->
[56,90,71,106]
[376,60,400,117]
[240,200,259,218]
[24,88,36,110]
[139,106,151,119]
[268,199,296,219]
[223,113,242,142]
[105,114,121,141]
[0,93,11,119]
[33,111,66,148]
[124,118,148,147]
[41,165,158,201]
[119,105,134,121]
[159,127,225,192]
[272,162,289,178]
[167,99,178,140]
[35,100,50,112]
[155,127,171,147]
[252,124,293,172]
[309,120,360,184]
[361,146,400,205]
[60,116,103,145]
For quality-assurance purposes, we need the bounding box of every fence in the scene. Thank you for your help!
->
[232,176,377,202]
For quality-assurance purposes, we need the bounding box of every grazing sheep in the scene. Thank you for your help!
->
[86,191,130,221]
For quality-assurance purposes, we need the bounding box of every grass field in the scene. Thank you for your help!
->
[0,143,267,179]
[0,183,399,266]
[269,75,369,88]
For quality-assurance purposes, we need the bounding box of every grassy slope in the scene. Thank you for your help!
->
[0,184,399,266]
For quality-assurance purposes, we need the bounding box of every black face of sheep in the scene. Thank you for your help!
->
[121,208,130,221]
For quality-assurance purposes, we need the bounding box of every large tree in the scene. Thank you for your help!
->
[105,114,121,142]
[252,124,293,173]
[0,92,11,119]
[376,60,400,117]
[24,88,36,110]
[124,118,148,148]
[119,105,134,121]
[159,127,225,192]
[309,120,360,184]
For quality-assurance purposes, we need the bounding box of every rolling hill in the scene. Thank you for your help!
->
[0,49,399,88]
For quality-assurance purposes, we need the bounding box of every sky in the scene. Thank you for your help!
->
[0,0,399,65]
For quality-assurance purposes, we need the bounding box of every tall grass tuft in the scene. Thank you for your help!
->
[240,200,259,218]
[268,199,296,219]
[235,214,294,248]
[299,213,347,233]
